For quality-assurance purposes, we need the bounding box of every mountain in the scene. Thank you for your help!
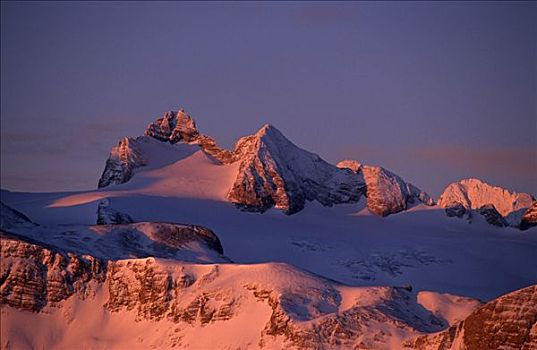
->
[408,285,537,350]
[99,108,365,214]
[98,137,147,188]
[438,178,534,227]
[227,125,364,214]
[337,161,434,217]
[3,106,537,348]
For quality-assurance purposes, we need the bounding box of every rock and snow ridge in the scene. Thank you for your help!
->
[337,160,435,217]
[99,108,365,214]
[0,202,227,263]
[438,178,535,227]
[97,107,534,223]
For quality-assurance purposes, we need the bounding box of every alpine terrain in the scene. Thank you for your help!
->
[1,107,536,350]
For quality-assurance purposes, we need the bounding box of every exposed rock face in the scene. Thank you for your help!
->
[145,109,200,143]
[0,201,34,229]
[96,198,134,225]
[98,137,147,188]
[408,285,537,350]
[227,125,365,214]
[144,109,234,163]
[438,179,534,226]
[477,204,507,227]
[337,159,362,173]
[361,166,434,217]
[444,202,469,218]
[520,202,537,231]
[337,162,434,217]
[0,233,107,312]
[1,232,481,350]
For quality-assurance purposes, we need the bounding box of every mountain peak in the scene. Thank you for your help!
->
[145,108,199,143]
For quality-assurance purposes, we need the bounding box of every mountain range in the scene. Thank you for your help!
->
[1,107,536,349]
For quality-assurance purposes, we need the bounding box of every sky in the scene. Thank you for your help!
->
[1,1,536,197]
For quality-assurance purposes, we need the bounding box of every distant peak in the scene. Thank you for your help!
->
[256,123,277,135]
[145,107,199,143]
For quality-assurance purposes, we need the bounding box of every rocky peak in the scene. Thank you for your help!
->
[144,109,200,143]
[438,178,534,217]
[227,124,365,214]
[438,178,534,227]
[361,165,434,216]
[337,161,434,217]
[98,136,147,188]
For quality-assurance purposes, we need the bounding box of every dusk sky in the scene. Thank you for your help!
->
[1,1,535,197]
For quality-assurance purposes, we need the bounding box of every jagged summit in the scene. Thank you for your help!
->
[438,178,534,226]
[228,123,364,214]
[144,109,200,143]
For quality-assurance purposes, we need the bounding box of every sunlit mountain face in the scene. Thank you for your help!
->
[1,2,536,349]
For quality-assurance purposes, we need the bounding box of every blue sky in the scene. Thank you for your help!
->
[1,1,535,196]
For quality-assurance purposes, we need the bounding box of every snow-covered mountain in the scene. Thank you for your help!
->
[2,106,536,349]
[227,125,364,214]
[337,160,434,217]
[438,178,534,227]
[99,109,365,214]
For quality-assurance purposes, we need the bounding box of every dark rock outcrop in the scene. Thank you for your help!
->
[96,198,134,225]
[477,204,508,227]
[444,202,469,218]
[520,202,537,231]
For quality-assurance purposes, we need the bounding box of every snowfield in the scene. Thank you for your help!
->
[2,141,535,302]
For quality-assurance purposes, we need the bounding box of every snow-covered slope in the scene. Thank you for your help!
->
[1,227,481,350]
[337,161,434,217]
[438,178,534,226]
[0,202,227,263]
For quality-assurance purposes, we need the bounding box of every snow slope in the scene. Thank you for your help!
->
[2,142,536,301]
[1,228,481,350]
